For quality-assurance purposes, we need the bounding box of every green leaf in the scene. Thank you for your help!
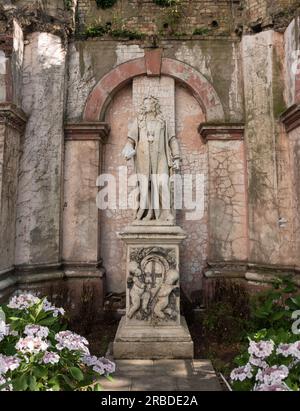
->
[13,374,28,391]
[290,296,300,307]
[271,311,286,321]
[61,374,76,389]
[38,316,58,326]
[69,367,84,382]
[28,376,38,391]
[93,383,102,391]
[33,366,48,379]
[106,375,114,382]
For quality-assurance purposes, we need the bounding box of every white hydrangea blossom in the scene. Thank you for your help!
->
[0,375,12,391]
[276,343,294,358]
[254,382,291,391]
[8,294,40,310]
[43,299,65,317]
[291,341,300,360]
[0,321,10,342]
[42,352,60,365]
[82,355,115,375]
[230,364,253,382]
[0,354,21,374]
[16,336,48,354]
[55,331,90,355]
[249,355,268,369]
[256,365,289,385]
[248,340,274,358]
[24,324,49,339]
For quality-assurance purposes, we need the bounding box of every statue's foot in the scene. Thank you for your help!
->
[135,209,144,220]
[143,210,153,221]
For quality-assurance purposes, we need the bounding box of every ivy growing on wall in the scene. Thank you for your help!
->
[95,0,118,9]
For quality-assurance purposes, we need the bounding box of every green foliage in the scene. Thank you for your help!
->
[84,22,145,40]
[250,276,300,334]
[0,294,115,391]
[159,0,185,35]
[153,0,177,6]
[193,27,210,36]
[95,0,118,9]
[228,277,300,391]
[202,280,252,343]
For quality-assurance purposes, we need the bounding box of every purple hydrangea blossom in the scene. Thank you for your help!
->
[8,293,40,310]
[254,382,291,391]
[55,331,90,355]
[0,354,21,374]
[248,340,274,359]
[42,352,60,365]
[230,364,253,382]
[256,365,289,385]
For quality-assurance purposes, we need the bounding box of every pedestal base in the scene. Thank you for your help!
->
[113,316,194,359]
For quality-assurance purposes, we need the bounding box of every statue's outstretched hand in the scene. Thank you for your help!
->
[122,143,136,160]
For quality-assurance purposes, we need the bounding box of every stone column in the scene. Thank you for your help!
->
[0,104,26,298]
[281,105,300,274]
[63,122,110,314]
[15,32,66,279]
[198,124,248,278]
[0,24,27,300]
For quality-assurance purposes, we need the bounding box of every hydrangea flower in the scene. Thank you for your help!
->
[8,293,40,310]
[248,340,274,359]
[0,375,12,391]
[254,382,291,391]
[276,343,294,358]
[43,299,65,317]
[291,341,300,360]
[256,365,289,385]
[42,352,60,365]
[82,355,115,375]
[55,331,90,355]
[24,324,49,339]
[249,355,268,369]
[0,321,10,342]
[0,354,21,374]
[16,336,48,354]
[230,364,253,382]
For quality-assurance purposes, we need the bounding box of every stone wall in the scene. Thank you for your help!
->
[77,0,241,36]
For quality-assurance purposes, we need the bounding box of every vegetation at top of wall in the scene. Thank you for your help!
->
[95,0,118,9]
[153,0,177,6]
[84,22,145,40]
[192,27,211,36]
[158,0,185,35]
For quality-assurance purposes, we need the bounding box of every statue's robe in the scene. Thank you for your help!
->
[127,117,180,215]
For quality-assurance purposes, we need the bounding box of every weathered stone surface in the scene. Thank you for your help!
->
[15,32,66,266]
[63,140,100,263]
[241,30,295,267]
[113,316,193,359]
[208,140,248,261]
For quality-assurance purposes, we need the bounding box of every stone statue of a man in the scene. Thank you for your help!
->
[123,96,180,221]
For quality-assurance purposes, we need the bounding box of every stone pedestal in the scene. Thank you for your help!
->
[113,224,194,359]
